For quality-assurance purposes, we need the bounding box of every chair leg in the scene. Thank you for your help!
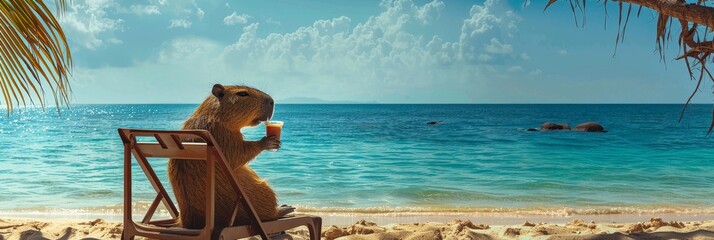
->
[307,217,322,240]
[121,232,134,240]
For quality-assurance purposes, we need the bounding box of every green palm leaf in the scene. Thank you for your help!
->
[0,0,72,113]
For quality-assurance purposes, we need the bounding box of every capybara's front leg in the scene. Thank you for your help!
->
[227,136,281,168]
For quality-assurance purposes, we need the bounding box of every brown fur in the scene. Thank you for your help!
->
[168,84,279,229]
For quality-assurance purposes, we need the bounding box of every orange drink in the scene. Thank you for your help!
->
[266,120,283,141]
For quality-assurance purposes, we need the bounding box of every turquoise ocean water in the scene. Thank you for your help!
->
[1,104,714,216]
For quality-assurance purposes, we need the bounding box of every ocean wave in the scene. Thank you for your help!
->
[3,203,714,218]
[292,205,714,216]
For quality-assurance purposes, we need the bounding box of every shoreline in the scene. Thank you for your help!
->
[4,211,714,227]
[6,203,714,215]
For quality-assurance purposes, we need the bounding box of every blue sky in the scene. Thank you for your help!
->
[55,0,714,104]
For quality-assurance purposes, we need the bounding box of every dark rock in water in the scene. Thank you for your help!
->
[540,122,570,131]
[526,128,539,132]
[427,121,440,125]
[574,122,606,132]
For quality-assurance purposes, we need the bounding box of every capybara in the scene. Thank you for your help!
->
[168,84,281,229]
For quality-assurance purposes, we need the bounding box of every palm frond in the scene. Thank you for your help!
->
[0,0,72,113]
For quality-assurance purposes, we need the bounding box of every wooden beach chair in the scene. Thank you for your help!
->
[118,128,322,240]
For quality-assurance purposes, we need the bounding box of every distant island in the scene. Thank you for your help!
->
[278,97,378,104]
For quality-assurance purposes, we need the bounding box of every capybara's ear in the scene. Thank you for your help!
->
[212,84,225,98]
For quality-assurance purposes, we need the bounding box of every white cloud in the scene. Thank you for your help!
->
[73,0,524,103]
[505,11,520,31]
[217,0,520,101]
[197,8,205,19]
[458,0,518,62]
[520,52,530,60]
[508,66,524,72]
[224,12,250,25]
[415,0,445,24]
[158,37,223,64]
[484,38,512,54]
[377,0,446,27]
[266,17,281,26]
[558,49,568,55]
[107,38,123,44]
[478,54,493,62]
[59,0,124,50]
[168,19,192,28]
[130,5,161,15]
[461,0,500,37]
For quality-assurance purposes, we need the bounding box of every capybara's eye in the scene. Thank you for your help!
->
[237,91,249,97]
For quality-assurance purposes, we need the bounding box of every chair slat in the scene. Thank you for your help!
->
[135,142,208,160]
[134,223,203,236]
[142,194,163,224]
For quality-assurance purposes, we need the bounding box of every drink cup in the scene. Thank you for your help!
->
[265,120,283,151]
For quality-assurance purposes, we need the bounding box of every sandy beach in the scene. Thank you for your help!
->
[2,216,714,239]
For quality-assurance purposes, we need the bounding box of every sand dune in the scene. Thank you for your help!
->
[1,217,714,239]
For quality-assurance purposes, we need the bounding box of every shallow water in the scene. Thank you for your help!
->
[1,104,713,215]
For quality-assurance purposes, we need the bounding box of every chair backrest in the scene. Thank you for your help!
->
[118,128,269,240]
[119,129,215,159]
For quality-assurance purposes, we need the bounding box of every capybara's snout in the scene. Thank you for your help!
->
[261,96,275,121]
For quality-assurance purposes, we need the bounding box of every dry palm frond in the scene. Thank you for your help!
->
[543,0,714,135]
[0,0,72,113]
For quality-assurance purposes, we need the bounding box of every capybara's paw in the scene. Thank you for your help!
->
[259,136,281,150]
[278,204,295,217]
